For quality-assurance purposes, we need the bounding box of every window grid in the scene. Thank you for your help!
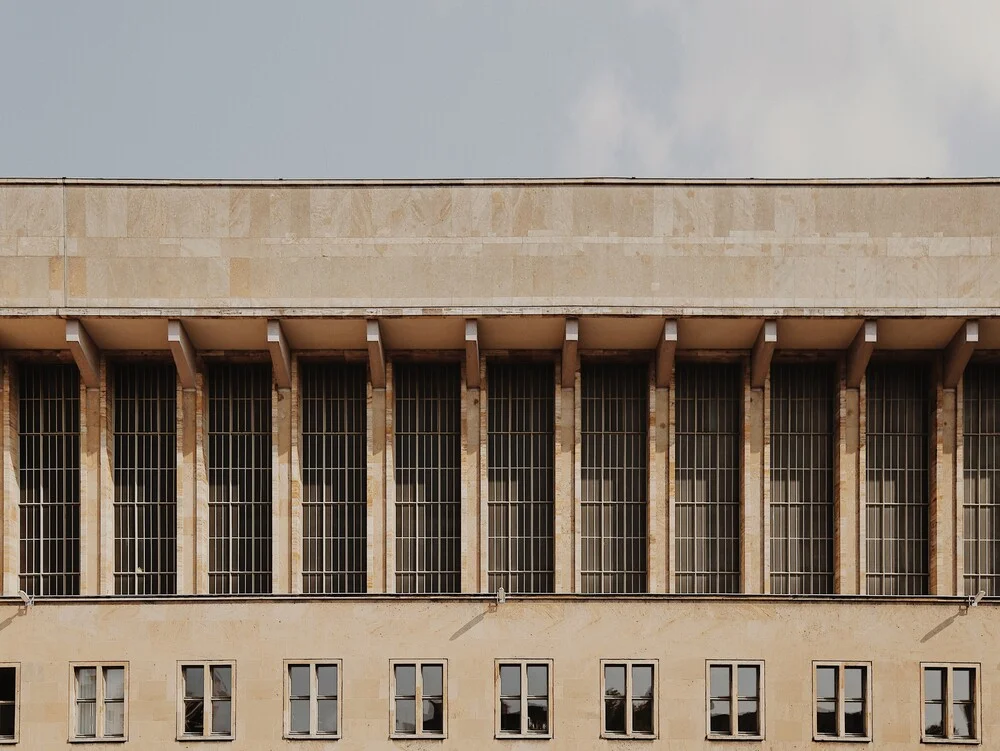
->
[19,363,81,597]
[301,363,367,594]
[487,363,556,594]
[581,364,648,594]
[496,660,552,738]
[813,662,870,741]
[601,660,656,739]
[675,363,742,594]
[285,661,341,739]
[179,662,234,740]
[391,661,447,738]
[71,663,127,741]
[208,364,272,595]
[707,661,763,739]
[394,363,462,594]
[963,363,1000,597]
[112,362,178,595]
[770,363,836,594]
[865,363,930,595]
[0,665,18,744]
[922,664,978,743]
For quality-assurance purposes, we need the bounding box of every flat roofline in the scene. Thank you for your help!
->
[3,176,1000,188]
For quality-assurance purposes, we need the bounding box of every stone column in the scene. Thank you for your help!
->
[742,362,764,594]
[554,363,575,593]
[460,364,480,594]
[648,371,668,594]
[835,364,860,594]
[1,360,18,596]
[367,380,386,594]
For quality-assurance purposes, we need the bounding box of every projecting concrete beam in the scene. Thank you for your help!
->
[167,320,199,389]
[465,319,480,389]
[655,319,678,388]
[846,319,878,388]
[65,320,99,388]
[562,318,579,388]
[943,320,979,389]
[750,320,778,389]
[367,320,385,389]
[267,320,292,389]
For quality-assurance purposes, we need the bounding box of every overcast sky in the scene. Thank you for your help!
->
[2,1,999,179]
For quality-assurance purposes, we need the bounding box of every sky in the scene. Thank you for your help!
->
[2,1,1000,179]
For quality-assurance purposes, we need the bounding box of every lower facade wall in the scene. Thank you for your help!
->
[3,598,996,749]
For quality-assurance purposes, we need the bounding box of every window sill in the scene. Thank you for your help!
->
[601,732,658,741]
[495,732,553,740]
[814,735,871,743]
[175,735,234,742]
[69,738,127,744]
[390,733,446,741]
[921,739,980,746]
[707,734,765,742]
[283,734,342,741]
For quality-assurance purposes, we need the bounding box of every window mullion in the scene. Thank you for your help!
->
[625,663,632,737]
[204,667,212,738]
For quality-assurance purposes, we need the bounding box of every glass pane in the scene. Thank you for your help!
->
[318,698,337,735]
[527,698,548,733]
[632,697,653,734]
[816,666,837,700]
[422,697,444,733]
[289,665,310,697]
[105,701,125,737]
[845,666,865,702]
[211,666,232,699]
[605,665,626,697]
[290,698,310,734]
[317,665,338,698]
[183,666,204,699]
[500,698,521,733]
[710,665,731,698]
[0,668,15,702]
[844,700,865,736]
[422,664,443,697]
[0,704,14,739]
[395,698,416,734]
[737,699,759,735]
[738,666,759,698]
[709,698,731,734]
[211,699,231,735]
[184,699,204,734]
[924,702,944,737]
[76,668,97,701]
[500,665,521,697]
[924,668,944,702]
[395,665,416,698]
[77,701,96,737]
[632,665,653,698]
[953,702,974,739]
[953,669,973,702]
[816,699,837,736]
[605,697,625,734]
[104,667,124,701]
[527,665,547,697]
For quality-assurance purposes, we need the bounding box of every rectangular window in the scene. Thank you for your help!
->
[391,661,447,738]
[707,661,763,739]
[602,661,656,739]
[496,660,552,738]
[113,362,177,595]
[72,664,127,741]
[394,363,461,593]
[19,363,81,596]
[487,363,555,594]
[675,363,742,594]
[581,363,649,594]
[866,363,930,595]
[770,363,835,594]
[922,664,979,743]
[178,662,234,740]
[0,665,19,743]
[208,363,272,594]
[300,363,367,594]
[285,661,341,739]
[813,662,870,741]
[963,363,999,597]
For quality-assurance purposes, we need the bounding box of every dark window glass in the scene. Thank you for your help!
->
[709,665,732,734]
[844,667,866,736]
[816,666,837,736]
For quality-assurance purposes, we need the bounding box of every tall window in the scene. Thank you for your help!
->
[707,661,763,739]
[496,661,552,738]
[487,363,556,594]
[963,363,999,597]
[602,661,656,739]
[113,362,177,595]
[391,661,446,738]
[208,364,272,595]
[865,363,929,595]
[72,664,126,740]
[394,363,461,594]
[675,363,741,594]
[179,663,234,740]
[0,665,18,743]
[922,664,978,742]
[814,662,870,741]
[301,363,367,594]
[770,363,835,594]
[19,363,80,596]
[581,363,648,594]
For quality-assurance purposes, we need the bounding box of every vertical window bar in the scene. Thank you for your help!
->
[963,363,999,597]
[865,362,929,595]
[19,363,81,596]
[394,363,461,594]
[487,363,555,594]
[301,363,367,594]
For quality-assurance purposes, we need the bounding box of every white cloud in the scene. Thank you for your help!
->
[564,0,1000,177]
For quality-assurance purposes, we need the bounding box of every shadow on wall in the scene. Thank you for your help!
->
[450,603,498,641]
[920,606,970,643]
[0,606,28,635]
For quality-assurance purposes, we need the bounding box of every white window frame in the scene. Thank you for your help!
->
[176,661,236,741]
[920,663,981,745]
[283,660,343,740]
[705,660,765,741]
[812,661,872,743]
[600,659,658,740]
[389,660,447,739]
[69,663,128,743]
[0,664,19,745]
[494,659,554,739]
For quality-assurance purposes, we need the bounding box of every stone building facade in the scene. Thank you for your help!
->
[0,178,997,748]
